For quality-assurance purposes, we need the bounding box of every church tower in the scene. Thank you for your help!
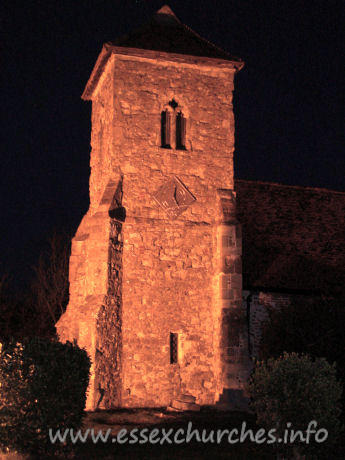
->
[56,5,249,410]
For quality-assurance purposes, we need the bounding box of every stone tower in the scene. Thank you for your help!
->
[56,5,249,410]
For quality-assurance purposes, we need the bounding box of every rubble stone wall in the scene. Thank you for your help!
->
[58,52,247,409]
[109,56,237,406]
[95,219,123,408]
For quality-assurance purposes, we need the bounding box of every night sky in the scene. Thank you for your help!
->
[1,0,344,285]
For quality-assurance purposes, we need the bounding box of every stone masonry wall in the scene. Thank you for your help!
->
[120,218,218,406]
[95,218,123,408]
[108,55,238,407]
[58,51,243,409]
[56,65,118,409]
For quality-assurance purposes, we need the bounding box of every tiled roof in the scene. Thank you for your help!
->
[235,179,345,292]
[109,5,242,63]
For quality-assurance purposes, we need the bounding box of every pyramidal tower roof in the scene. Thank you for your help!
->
[109,5,242,62]
[82,5,243,99]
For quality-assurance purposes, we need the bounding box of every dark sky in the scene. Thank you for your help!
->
[1,0,344,284]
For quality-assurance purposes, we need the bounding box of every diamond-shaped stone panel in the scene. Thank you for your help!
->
[153,176,196,218]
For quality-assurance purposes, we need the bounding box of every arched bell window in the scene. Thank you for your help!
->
[160,99,187,150]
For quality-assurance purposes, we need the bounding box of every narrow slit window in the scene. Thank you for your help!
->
[170,332,178,364]
[175,112,186,150]
[161,110,171,148]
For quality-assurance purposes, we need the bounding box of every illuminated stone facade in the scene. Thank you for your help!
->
[56,6,250,410]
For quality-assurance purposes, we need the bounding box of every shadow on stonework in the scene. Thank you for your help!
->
[109,206,126,221]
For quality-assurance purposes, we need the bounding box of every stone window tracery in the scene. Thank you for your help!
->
[160,100,187,150]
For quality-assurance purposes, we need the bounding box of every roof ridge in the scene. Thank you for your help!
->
[181,21,242,63]
[235,179,345,195]
[156,5,242,63]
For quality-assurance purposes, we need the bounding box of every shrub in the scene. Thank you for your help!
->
[260,295,345,426]
[0,337,90,456]
[249,352,343,457]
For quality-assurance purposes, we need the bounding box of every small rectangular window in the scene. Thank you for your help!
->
[170,332,178,364]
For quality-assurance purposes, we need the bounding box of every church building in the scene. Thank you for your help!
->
[56,6,257,410]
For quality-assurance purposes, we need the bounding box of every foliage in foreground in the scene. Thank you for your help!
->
[249,352,343,457]
[260,296,345,375]
[260,295,345,426]
[0,337,90,456]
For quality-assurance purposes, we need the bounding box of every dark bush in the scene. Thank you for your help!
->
[249,352,343,457]
[0,337,90,456]
[260,295,345,425]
